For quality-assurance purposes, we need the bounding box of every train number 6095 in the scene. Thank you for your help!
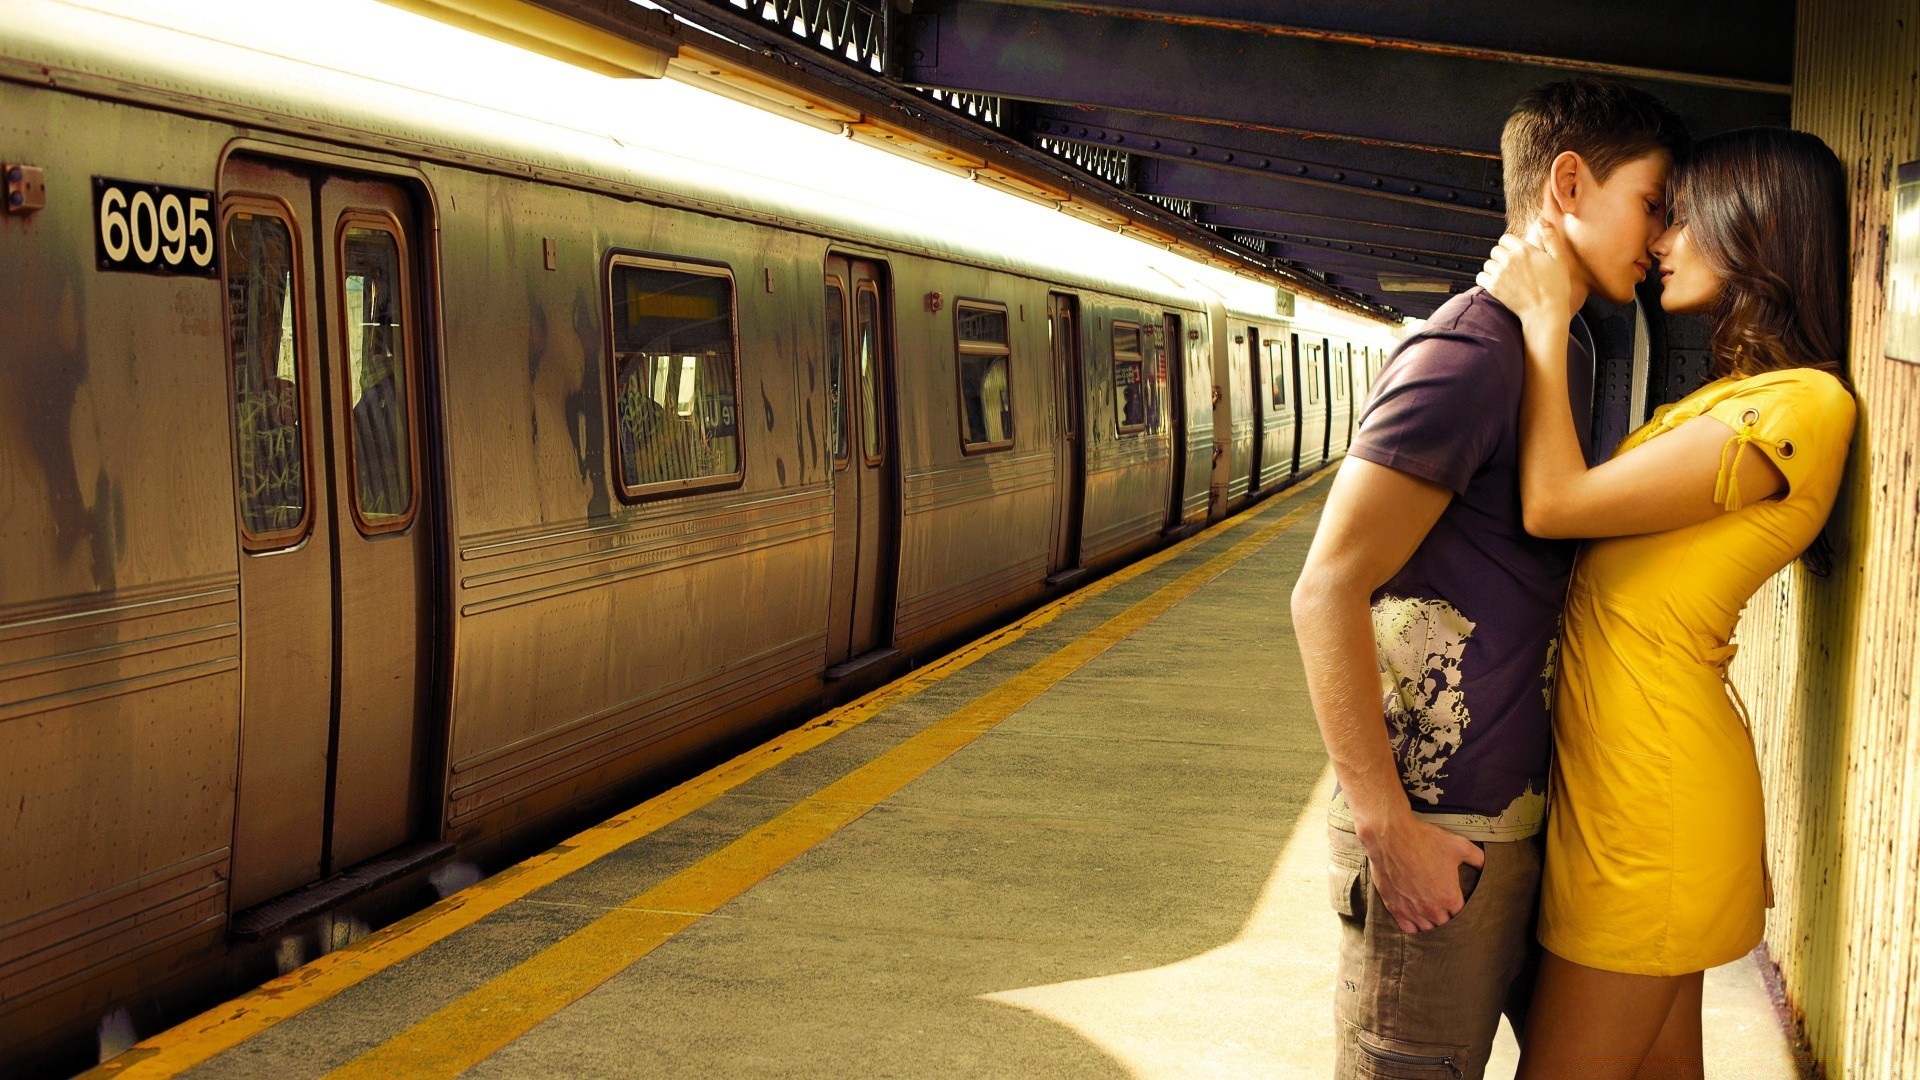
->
[93,176,218,277]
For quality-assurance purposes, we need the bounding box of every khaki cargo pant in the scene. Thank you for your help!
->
[1328,826,1543,1079]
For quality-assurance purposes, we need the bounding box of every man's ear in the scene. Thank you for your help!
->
[1545,150,1582,217]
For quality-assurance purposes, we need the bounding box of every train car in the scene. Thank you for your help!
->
[0,0,1393,1068]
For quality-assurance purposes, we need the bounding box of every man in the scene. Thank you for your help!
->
[1291,78,1688,1079]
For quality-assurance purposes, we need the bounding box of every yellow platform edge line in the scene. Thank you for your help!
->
[327,497,1322,1078]
[89,471,1330,1079]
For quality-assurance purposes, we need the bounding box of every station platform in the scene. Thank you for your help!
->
[94,479,1802,1079]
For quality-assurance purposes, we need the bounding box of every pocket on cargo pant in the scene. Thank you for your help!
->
[1352,1024,1466,1079]
[1329,834,1369,921]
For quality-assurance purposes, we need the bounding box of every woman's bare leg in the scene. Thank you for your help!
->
[1516,949,1688,1078]
[1635,971,1705,1079]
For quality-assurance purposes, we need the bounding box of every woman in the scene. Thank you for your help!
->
[1478,126,1856,1077]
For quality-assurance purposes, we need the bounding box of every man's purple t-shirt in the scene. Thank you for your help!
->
[1331,287,1594,842]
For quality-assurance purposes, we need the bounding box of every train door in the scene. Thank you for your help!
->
[1161,311,1185,531]
[1246,327,1264,492]
[1343,346,1355,440]
[1363,344,1374,413]
[221,156,438,914]
[1320,337,1337,463]
[1288,333,1305,476]
[1327,340,1352,459]
[1358,345,1377,415]
[1048,293,1085,574]
[824,256,899,674]
[1265,335,1298,488]
[1208,308,1233,519]
[1294,334,1327,473]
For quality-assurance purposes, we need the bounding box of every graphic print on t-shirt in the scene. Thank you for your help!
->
[1372,595,1477,806]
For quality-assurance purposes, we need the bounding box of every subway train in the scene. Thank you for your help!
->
[0,0,1398,1067]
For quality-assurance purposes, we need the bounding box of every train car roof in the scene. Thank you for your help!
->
[0,0,1401,336]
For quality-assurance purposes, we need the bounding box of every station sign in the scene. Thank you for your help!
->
[93,177,218,277]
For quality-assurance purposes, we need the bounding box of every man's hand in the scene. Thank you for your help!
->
[1357,810,1486,933]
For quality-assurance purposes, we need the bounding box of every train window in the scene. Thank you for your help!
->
[1307,344,1322,404]
[224,204,310,548]
[1267,339,1287,409]
[607,258,744,500]
[856,284,885,463]
[955,300,1014,452]
[1112,321,1146,433]
[1334,346,1348,400]
[825,279,848,465]
[339,221,419,532]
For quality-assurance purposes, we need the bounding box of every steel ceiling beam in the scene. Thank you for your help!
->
[1226,232,1481,281]
[969,1,1793,89]
[1187,205,1494,263]
[1028,107,1507,216]
[1136,158,1503,243]
[902,2,1788,155]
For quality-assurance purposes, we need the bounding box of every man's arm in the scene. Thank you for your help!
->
[1292,456,1486,934]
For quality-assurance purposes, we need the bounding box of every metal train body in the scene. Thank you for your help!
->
[0,0,1397,1064]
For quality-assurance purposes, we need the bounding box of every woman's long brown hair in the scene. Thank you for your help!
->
[1672,127,1851,380]
[1670,127,1852,572]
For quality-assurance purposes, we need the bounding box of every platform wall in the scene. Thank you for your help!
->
[1735,2,1920,1074]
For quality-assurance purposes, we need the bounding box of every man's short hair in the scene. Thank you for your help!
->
[1501,78,1690,231]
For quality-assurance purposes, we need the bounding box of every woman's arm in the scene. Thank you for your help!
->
[1483,233,1786,539]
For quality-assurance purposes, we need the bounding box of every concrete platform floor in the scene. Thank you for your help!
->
[100,481,1804,1079]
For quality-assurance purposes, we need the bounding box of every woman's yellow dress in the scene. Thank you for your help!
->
[1540,367,1855,977]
